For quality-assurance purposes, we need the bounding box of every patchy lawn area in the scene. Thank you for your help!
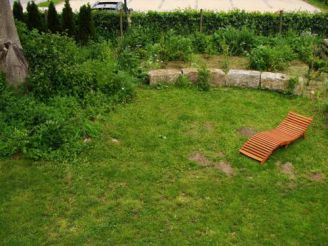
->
[0,87,327,244]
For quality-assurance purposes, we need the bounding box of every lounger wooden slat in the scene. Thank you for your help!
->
[239,112,313,164]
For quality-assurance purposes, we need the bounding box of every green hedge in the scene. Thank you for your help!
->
[93,10,328,37]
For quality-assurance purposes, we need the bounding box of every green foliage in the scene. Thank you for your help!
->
[62,0,75,36]
[249,45,296,71]
[92,11,328,38]
[13,1,24,22]
[77,4,95,44]
[0,84,93,160]
[47,1,61,33]
[26,1,45,31]
[3,23,137,160]
[93,11,128,39]
[175,75,192,88]
[148,31,193,62]
[287,77,298,94]
[196,68,210,91]
[192,32,213,54]
[213,27,257,56]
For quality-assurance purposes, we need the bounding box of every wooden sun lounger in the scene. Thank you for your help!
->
[240,112,313,164]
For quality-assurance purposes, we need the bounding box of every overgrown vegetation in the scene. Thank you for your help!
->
[0,23,136,160]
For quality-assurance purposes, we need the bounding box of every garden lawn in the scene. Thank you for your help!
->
[0,87,327,244]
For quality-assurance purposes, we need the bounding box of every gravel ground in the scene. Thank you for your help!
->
[11,0,320,13]
[56,0,320,12]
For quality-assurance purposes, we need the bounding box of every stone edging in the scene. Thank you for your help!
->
[148,68,326,97]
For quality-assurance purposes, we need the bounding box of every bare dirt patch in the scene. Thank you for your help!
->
[307,172,326,182]
[277,162,296,179]
[238,127,257,138]
[188,152,211,167]
[188,152,235,176]
[214,161,235,177]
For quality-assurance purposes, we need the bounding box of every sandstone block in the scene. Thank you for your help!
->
[261,72,289,92]
[226,70,260,88]
[209,68,225,87]
[148,69,181,85]
[182,68,198,83]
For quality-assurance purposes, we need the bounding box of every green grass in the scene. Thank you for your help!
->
[1,87,327,244]
[38,0,64,7]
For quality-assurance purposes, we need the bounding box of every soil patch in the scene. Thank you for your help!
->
[188,152,235,176]
[238,127,257,138]
[188,152,211,167]
[214,161,235,177]
[307,172,326,182]
[277,162,296,179]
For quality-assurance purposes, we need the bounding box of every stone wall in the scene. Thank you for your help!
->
[148,68,327,98]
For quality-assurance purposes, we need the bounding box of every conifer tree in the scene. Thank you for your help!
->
[76,4,95,44]
[13,1,24,22]
[62,0,75,36]
[47,1,60,33]
[26,1,44,31]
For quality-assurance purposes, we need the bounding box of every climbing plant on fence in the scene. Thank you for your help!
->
[93,10,328,37]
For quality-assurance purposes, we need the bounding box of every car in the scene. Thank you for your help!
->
[91,1,124,11]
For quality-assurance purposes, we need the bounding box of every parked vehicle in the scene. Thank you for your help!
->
[92,1,132,12]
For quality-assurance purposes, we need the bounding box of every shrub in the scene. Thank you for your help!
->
[161,31,193,62]
[249,45,296,71]
[26,1,45,31]
[62,0,75,36]
[196,68,210,91]
[13,1,24,22]
[77,4,95,44]
[175,75,192,88]
[287,77,298,94]
[0,84,94,160]
[47,1,61,33]
[192,32,213,54]
[213,27,257,56]
[129,11,328,36]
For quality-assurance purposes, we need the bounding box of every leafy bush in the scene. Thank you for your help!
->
[287,77,298,94]
[76,4,95,44]
[162,31,193,61]
[196,68,210,91]
[127,11,328,36]
[175,75,192,88]
[0,23,137,160]
[0,79,97,160]
[192,32,214,54]
[26,1,45,31]
[213,27,257,56]
[249,45,296,71]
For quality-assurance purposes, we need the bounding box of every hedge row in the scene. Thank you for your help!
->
[93,11,328,37]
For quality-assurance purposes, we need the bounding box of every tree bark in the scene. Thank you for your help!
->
[0,0,28,87]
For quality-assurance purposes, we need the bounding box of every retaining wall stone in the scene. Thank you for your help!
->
[148,69,181,85]
[182,68,198,83]
[209,68,226,86]
[261,72,289,92]
[226,69,260,88]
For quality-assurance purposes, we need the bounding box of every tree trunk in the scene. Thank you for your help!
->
[0,0,28,87]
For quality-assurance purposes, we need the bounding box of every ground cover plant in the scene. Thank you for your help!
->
[0,87,327,244]
[0,22,136,160]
